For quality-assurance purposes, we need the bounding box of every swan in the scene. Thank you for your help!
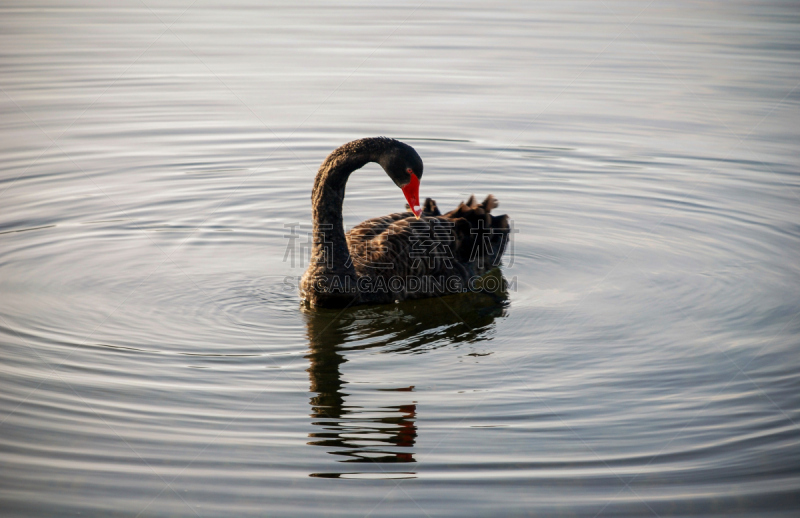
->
[300,137,510,308]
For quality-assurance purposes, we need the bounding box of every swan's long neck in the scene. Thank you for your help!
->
[309,138,390,276]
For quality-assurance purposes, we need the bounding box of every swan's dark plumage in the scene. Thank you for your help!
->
[300,138,510,308]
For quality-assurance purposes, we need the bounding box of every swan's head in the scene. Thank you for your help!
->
[379,140,424,218]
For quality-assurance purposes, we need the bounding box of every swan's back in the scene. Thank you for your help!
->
[345,195,510,304]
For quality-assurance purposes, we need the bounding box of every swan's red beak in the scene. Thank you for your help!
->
[402,173,421,219]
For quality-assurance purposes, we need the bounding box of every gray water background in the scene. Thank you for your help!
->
[1,1,799,516]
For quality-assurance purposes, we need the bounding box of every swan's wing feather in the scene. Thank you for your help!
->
[347,216,467,299]
[343,194,509,303]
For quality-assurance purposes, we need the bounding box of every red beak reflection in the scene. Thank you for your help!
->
[401,173,421,219]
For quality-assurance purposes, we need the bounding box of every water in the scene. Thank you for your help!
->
[1,1,799,516]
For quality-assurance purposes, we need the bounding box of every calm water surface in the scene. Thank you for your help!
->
[1,1,799,516]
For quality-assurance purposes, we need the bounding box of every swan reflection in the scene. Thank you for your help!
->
[304,281,508,479]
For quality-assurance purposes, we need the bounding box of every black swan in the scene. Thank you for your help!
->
[300,137,510,308]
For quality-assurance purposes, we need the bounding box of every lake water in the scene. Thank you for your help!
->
[1,1,799,516]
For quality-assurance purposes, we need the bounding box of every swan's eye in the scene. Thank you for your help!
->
[407,168,413,174]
